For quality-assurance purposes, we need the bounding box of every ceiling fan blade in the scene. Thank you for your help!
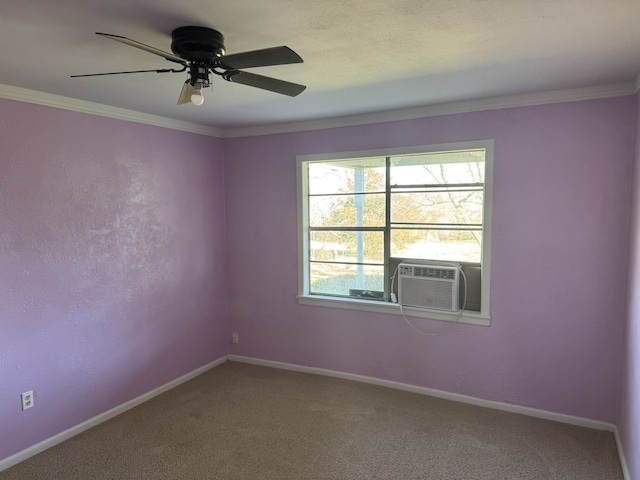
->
[218,46,303,70]
[96,32,187,65]
[223,71,306,97]
[177,81,193,105]
[71,67,185,78]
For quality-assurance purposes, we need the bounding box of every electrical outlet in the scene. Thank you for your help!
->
[232,332,239,344]
[21,390,34,411]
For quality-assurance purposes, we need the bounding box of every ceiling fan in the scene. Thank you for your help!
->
[71,26,306,106]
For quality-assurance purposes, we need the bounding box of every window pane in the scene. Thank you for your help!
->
[391,151,484,186]
[308,159,385,195]
[391,190,484,225]
[309,193,386,227]
[391,229,482,263]
[310,263,384,296]
[310,231,384,263]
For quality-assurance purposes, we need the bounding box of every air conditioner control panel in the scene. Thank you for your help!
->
[398,265,413,276]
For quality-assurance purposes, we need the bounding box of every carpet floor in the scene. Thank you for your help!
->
[0,361,624,479]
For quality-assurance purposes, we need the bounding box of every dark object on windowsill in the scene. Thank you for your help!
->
[349,289,384,299]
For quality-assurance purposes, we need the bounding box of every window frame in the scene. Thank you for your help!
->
[297,140,494,326]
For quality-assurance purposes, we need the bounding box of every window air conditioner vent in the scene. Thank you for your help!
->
[398,263,459,312]
[412,266,456,280]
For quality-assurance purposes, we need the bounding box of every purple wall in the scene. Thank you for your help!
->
[2,93,637,470]
[620,90,640,480]
[223,96,636,425]
[0,100,228,461]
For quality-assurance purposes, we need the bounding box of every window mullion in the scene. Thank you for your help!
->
[391,182,483,190]
[384,156,391,301]
[390,223,483,229]
[309,226,385,232]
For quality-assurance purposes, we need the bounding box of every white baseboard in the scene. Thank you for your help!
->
[614,426,631,480]
[4,354,628,477]
[0,356,227,473]
[227,355,616,432]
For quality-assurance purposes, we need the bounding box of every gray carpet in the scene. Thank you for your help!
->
[1,361,624,479]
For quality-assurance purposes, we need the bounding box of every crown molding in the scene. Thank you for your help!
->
[0,83,222,138]
[221,81,637,138]
[0,81,636,139]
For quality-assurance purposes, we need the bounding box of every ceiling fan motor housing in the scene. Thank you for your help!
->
[171,26,225,60]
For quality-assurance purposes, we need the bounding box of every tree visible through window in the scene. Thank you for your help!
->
[301,144,490,313]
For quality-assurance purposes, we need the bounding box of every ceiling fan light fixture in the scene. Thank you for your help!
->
[190,83,204,106]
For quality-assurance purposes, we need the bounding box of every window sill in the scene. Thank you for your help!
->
[297,295,491,326]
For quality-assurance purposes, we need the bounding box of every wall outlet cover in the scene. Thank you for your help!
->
[21,390,34,411]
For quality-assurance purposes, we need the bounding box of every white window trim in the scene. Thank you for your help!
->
[296,140,494,326]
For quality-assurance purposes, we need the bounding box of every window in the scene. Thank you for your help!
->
[297,141,493,325]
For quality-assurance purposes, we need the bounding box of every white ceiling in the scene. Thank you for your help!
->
[1,0,639,132]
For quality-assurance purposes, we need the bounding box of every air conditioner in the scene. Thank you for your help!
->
[397,263,460,311]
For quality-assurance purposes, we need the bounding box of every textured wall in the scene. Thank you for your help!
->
[223,96,635,424]
[620,90,640,480]
[0,100,227,461]
[1,93,636,468]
